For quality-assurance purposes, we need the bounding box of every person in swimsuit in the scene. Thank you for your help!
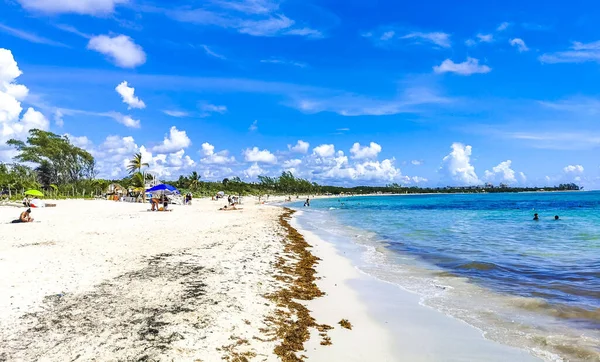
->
[12,208,34,223]
[533,213,539,221]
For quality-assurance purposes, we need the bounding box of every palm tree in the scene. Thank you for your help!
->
[127,152,149,175]
[188,171,201,191]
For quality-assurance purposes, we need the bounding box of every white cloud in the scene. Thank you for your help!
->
[433,57,491,75]
[539,40,600,64]
[349,142,382,159]
[484,160,517,183]
[153,126,191,153]
[202,44,226,60]
[411,176,428,183]
[380,31,395,41]
[313,144,335,158]
[283,159,302,168]
[53,109,64,127]
[0,24,68,47]
[510,38,529,52]
[65,133,91,148]
[87,35,146,68]
[411,160,422,166]
[170,5,320,38]
[244,163,265,179]
[563,165,584,173]
[293,86,451,116]
[115,81,146,109]
[465,39,476,47]
[439,143,480,185]
[476,33,493,43]
[401,32,451,48]
[163,110,189,117]
[16,0,127,15]
[288,140,309,154]
[243,147,277,164]
[285,28,323,38]
[201,104,227,114]
[0,48,49,161]
[260,58,307,68]
[497,22,510,31]
[249,120,258,131]
[200,142,235,164]
[116,114,140,128]
[519,172,527,182]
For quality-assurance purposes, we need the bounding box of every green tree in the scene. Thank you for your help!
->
[7,129,95,187]
[188,171,201,191]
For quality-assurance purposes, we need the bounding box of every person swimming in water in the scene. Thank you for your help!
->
[533,213,539,220]
[554,215,559,220]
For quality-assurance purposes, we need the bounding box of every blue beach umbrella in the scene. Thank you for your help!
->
[146,184,180,195]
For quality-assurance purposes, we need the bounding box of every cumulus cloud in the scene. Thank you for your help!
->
[510,38,529,52]
[313,144,335,158]
[115,81,145,109]
[243,147,277,164]
[244,163,265,179]
[349,142,382,159]
[283,159,302,168]
[484,160,517,183]
[0,48,49,161]
[87,35,146,68]
[153,126,191,153]
[91,134,196,178]
[433,57,491,75]
[288,140,309,154]
[117,115,140,128]
[563,165,584,173]
[16,0,127,15]
[439,143,480,185]
[200,142,235,164]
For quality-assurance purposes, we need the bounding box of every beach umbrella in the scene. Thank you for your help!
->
[25,189,44,197]
[145,184,180,195]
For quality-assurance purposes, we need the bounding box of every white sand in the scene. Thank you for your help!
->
[0,198,288,361]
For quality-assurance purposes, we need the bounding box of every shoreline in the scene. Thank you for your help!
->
[290,208,544,362]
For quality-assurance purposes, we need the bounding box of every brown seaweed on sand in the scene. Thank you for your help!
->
[338,319,352,330]
[260,208,333,361]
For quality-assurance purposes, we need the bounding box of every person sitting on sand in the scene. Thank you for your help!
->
[22,196,31,207]
[12,208,34,223]
[533,213,539,221]
[219,205,241,211]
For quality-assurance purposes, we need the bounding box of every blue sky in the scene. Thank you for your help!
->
[1,0,599,188]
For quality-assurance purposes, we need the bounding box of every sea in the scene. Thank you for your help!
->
[291,192,600,361]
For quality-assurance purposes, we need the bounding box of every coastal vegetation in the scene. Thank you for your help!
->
[0,129,582,199]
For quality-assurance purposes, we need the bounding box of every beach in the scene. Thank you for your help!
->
[0,197,550,361]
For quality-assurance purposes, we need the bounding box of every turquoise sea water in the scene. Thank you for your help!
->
[292,192,600,361]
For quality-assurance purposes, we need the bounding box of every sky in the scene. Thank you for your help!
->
[1,0,599,188]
